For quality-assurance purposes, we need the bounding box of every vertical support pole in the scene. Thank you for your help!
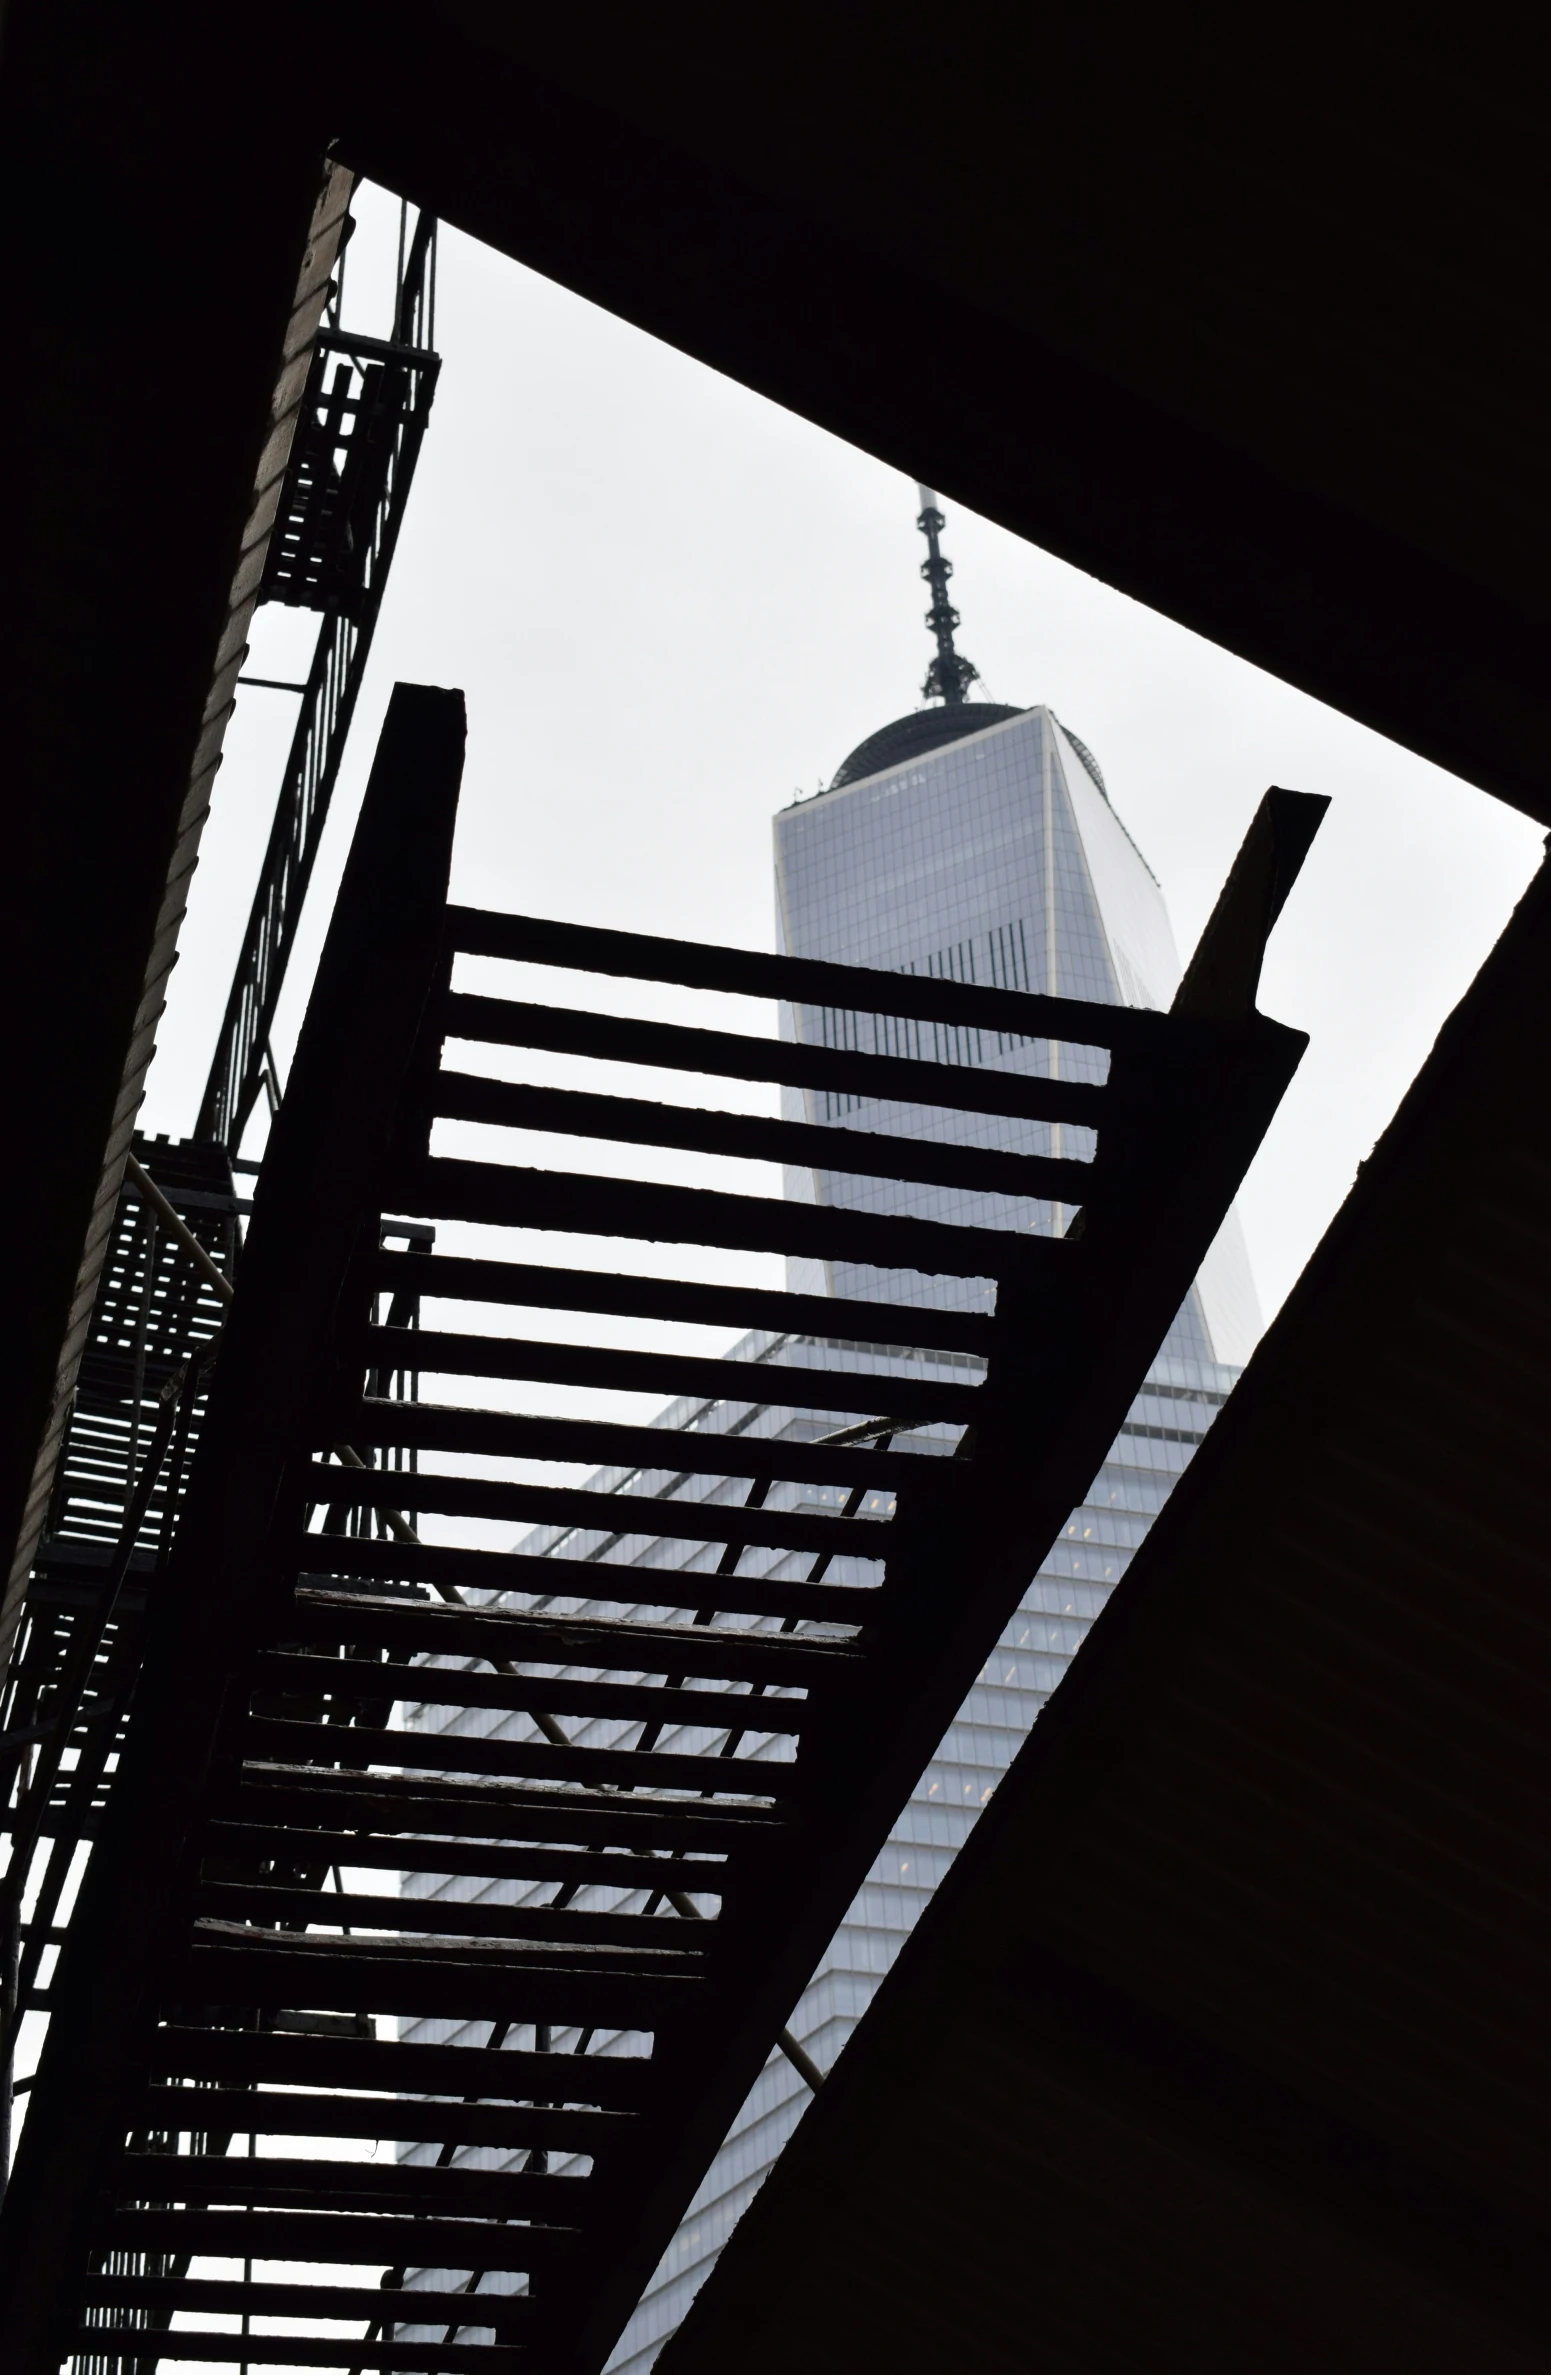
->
[1042,714,1064,1236]
[0,1888,17,2194]
[241,2110,255,2375]
[0,684,467,2374]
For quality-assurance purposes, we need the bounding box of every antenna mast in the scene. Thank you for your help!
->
[915,484,980,706]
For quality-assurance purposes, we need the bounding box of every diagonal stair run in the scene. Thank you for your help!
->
[0,686,1320,2375]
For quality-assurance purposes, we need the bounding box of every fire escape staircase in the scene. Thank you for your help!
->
[0,687,1321,2373]
[0,1144,238,2085]
[0,200,442,2176]
[196,208,440,1153]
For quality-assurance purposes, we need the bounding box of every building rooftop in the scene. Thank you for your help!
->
[830,699,1025,789]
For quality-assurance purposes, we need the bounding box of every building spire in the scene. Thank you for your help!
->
[915,484,980,706]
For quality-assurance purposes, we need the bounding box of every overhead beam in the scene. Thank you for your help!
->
[334,11,1548,822]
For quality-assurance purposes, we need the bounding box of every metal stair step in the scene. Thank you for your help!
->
[389,1151,1049,1289]
[74,2335,519,2372]
[306,1452,904,1550]
[202,1820,732,1901]
[341,1395,964,1495]
[138,2085,631,2153]
[294,1530,888,1628]
[229,1761,787,1850]
[195,1882,719,1955]
[287,1588,864,1684]
[242,1713,797,1800]
[105,2205,580,2270]
[365,1245,996,1357]
[147,2024,658,2107]
[254,1650,819,1735]
[185,1920,710,2021]
[117,2149,583,2218]
[83,2270,530,2336]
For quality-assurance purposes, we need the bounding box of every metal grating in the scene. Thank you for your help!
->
[1,1141,237,2086]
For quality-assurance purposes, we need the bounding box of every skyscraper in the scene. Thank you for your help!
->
[400,491,1261,2360]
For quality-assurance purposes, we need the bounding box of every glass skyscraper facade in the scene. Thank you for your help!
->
[773,703,1257,1351]
[399,695,1261,2359]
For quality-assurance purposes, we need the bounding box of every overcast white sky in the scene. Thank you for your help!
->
[144,189,1544,1332]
